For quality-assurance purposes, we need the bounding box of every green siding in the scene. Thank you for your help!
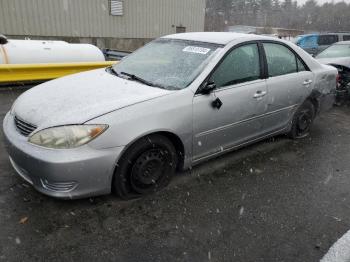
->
[0,0,206,38]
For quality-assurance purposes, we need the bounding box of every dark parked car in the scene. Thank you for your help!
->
[294,33,350,56]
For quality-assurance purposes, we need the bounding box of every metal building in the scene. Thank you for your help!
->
[0,0,206,51]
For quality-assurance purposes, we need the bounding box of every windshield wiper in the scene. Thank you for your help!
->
[108,66,120,77]
[113,71,176,90]
[120,72,156,87]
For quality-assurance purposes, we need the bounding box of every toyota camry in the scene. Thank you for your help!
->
[3,32,337,199]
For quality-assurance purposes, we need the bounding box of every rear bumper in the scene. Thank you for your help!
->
[318,92,336,113]
[318,90,335,113]
[3,112,124,199]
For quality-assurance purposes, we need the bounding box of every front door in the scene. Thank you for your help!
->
[193,43,268,161]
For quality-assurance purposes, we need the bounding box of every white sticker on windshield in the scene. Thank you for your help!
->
[183,46,211,54]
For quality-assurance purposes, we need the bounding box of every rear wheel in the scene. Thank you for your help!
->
[288,100,315,139]
[113,135,178,200]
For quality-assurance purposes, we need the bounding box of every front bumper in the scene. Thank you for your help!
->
[3,112,124,199]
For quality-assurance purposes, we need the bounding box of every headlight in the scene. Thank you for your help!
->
[29,125,108,149]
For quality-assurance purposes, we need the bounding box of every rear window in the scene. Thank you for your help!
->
[316,44,350,58]
[318,35,339,45]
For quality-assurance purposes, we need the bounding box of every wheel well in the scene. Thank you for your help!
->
[153,131,185,170]
[117,131,185,171]
[307,96,319,114]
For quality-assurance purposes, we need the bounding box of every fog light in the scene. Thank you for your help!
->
[40,179,77,192]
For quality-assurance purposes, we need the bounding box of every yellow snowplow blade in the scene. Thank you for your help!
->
[0,61,117,83]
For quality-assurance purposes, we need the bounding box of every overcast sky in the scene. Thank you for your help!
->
[297,0,350,5]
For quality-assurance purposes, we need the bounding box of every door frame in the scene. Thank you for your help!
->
[195,39,311,96]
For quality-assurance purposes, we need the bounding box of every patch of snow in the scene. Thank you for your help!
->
[324,174,333,185]
[321,229,350,262]
[15,237,21,244]
[239,206,244,216]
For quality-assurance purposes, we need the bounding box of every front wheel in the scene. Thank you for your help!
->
[288,100,316,139]
[113,135,178,200]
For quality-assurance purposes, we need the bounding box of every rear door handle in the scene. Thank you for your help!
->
[253,90,267,99]
[303,80,313,86]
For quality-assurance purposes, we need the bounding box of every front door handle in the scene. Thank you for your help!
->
[303,79,313,86]
[253,90,267,99]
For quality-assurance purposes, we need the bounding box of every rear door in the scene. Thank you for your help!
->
[262,42,314,133]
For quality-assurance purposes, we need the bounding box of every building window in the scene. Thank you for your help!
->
[176,26,186,33]
[110,0,123,16]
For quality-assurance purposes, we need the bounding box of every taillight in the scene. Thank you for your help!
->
[336,73,341,83]
[336,73,341,88]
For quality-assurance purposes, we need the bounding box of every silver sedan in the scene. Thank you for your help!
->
[316,41,350,104]
[3,32,337,199]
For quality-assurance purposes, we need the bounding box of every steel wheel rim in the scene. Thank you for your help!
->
[297,109,312,135]
[130,148,169,194]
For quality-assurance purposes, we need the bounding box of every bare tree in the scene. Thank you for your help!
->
[205,0,350,32]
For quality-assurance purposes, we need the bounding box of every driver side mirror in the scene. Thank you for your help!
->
[200,81,216,95]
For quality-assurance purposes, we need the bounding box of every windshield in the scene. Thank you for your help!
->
[112,39,221,90]
[316,44,350,58]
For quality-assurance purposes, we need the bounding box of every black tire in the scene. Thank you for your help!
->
[113,135,178,200]
[288,100,316,139]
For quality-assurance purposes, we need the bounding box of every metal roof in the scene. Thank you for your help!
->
[162,32,267,45]
[335,41,350,44]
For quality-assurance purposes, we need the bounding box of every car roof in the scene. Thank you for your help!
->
[297,34,318,38]
[335,41,350,45]
[162,32,268,45]
[326,32,350,35]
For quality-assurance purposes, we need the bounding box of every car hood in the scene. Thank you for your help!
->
[13,68,173,128]
[317,57,350,68]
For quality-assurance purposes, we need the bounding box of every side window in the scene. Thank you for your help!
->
[264,43,297,77]
[210,44,260,88]
[318,35,339,45]
[297,57,306,72]
[343,35,350,41]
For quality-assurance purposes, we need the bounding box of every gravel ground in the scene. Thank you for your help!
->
[1,87,350,262]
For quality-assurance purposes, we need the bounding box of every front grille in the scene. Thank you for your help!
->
[14,116,37,137]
